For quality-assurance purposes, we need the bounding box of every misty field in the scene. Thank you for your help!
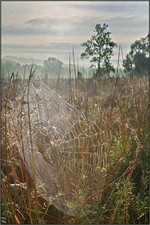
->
[1,74,149,224]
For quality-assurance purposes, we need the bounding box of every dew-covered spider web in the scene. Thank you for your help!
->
[7,79,107,218]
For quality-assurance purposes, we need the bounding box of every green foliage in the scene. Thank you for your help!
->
[81,23,117,77]
[123,35,149,76]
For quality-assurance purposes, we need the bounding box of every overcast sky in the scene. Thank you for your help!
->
[2,1,149,66]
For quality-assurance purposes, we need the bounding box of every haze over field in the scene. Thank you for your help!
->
[2,1,149,67]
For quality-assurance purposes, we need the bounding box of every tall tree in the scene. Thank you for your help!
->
[123,35,149,76]
[80,23,117,77]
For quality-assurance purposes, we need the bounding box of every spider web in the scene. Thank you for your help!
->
[7,80,107,218]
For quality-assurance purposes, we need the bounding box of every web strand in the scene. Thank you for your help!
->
[7,79,107,217]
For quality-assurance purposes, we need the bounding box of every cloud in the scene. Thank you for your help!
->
[70,1,148,14]
[4,12,148,40]
[3,17,82,36]
[25,17,55,26]
[2,25,64,36]
[2,1,148,64]
[2,42,81,51]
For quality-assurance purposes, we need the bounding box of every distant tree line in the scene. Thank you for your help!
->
[2,57,93,79]
[2,57,66,79]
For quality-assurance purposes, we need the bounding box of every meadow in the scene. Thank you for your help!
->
[1,73,149,224]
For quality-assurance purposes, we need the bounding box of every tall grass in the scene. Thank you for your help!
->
[1,72,149,224]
